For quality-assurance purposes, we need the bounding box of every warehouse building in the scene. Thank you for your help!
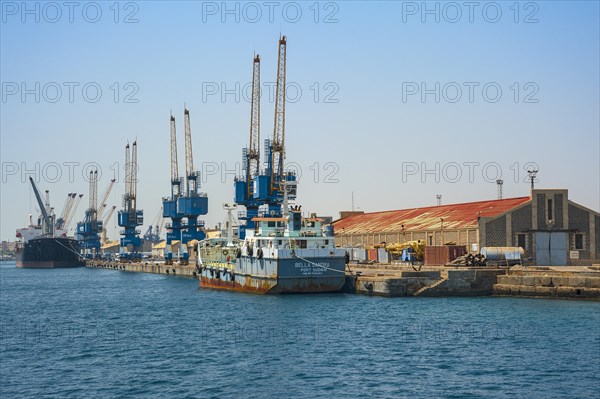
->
[333,189,599,266]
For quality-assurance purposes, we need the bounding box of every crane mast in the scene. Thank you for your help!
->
[170,114,182,197]
[130,141,138,208]
[184,108,198,196]
[164,114,181,263]
[270,35,287,194]
[164,114,184,264]
[88,170,98,221]
[124,143,131,203]
[44,190,51,214]
[247,54,261,196]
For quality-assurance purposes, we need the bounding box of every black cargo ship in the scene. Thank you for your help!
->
[16,237,83,268]
[15,177,84,268]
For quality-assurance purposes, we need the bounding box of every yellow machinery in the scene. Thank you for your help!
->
[381,240,425,261]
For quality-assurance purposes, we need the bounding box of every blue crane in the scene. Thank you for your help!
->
[118,141,144,260]
[76,170,102,258]
[178,107,208,264]
[235,35,297,239]
[163,113,184,265]
[234,53,262,238]
[163,109,207,265]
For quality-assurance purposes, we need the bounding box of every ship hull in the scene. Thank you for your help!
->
[199,252,346,294]
[15,237,83,269]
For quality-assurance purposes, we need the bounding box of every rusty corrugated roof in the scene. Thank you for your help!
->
[333,197,530,234]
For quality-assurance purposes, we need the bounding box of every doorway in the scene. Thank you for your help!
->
[534,232,567,266]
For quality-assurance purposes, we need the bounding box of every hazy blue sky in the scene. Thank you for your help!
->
[1,1,599,241]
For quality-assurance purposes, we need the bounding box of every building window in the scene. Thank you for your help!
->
[428,235,433,245]
[516,233,527,249]
[574,233,584,250]
[547,198,553,221]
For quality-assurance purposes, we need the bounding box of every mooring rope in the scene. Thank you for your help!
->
[53,238,85,259]
[290,249,346,274]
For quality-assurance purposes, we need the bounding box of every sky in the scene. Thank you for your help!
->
[1,0,599,242]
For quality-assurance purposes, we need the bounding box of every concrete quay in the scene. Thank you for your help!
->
[87,260,600,300]
[344,263,600,300]
[494,266,600,300]
[86,260,198,278]
[344,265,506,297]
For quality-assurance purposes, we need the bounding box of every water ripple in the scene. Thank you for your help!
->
[1,262,599,399]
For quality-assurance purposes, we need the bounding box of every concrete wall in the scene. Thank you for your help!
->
[511,204,533,259]
[484,215,506,247]
[495,270,600,299]
[555,193,564,229]
[569,203,591,260]
[416,269,506,296]
[596,215,600,262]
[532,189,569,230]
[536,193,547,229]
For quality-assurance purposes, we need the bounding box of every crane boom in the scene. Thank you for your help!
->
[103,205,117,224]
[151,207,162,226]
[61,193,76,226]
[101,205,117,245]
[64,194,83,230]
[97,178,116,219]
[157,210,165,238]
[247,54,261,196]
[270,35,287,193]
[56,193,74,229]
[58,194,71,223]
[28,177,52,235]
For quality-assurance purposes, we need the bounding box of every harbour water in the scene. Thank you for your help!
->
[1,261,599,398]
